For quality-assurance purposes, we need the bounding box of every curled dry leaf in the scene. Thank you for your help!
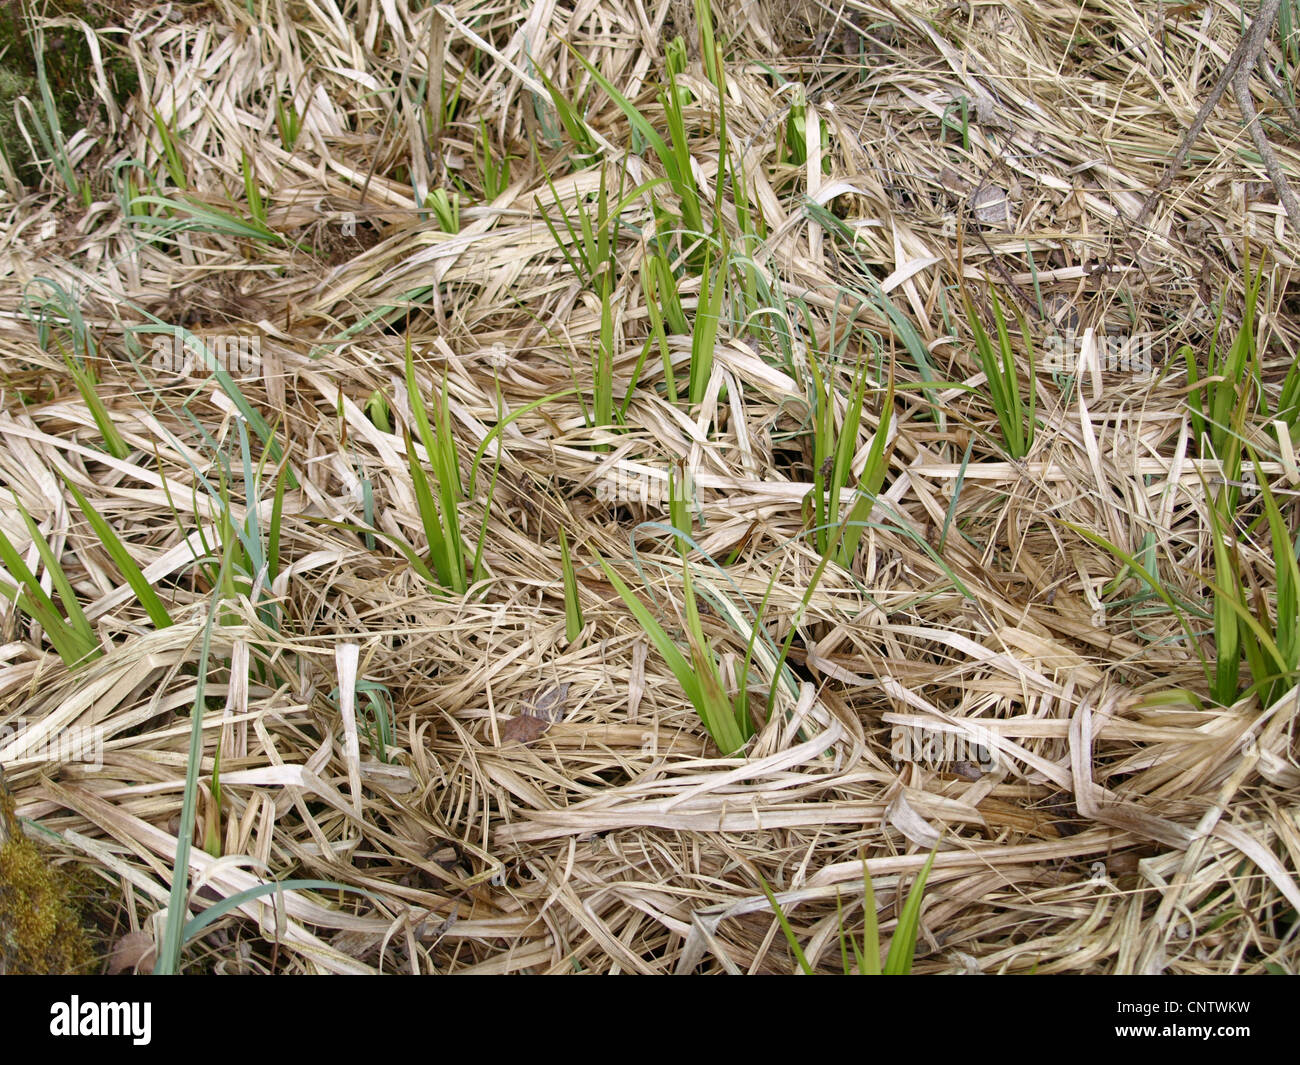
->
[884,790,943,849]
[107,930,156,975]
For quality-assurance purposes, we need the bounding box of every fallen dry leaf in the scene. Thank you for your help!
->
[107,930,156,975]
[500,684,571,745]
[500,714,550,746]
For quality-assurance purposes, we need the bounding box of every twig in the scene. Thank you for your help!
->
[1104,0,1295,267]
[1234,57,1300,234]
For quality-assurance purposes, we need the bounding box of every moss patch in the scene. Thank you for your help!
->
[0,779,94,974]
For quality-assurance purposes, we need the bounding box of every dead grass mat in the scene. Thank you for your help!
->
[0,0,1298,972]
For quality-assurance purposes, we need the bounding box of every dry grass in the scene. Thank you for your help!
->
[0,0,1299,973]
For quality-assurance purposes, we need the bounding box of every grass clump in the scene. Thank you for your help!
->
[760,846,938,975]
[0,1,137,188]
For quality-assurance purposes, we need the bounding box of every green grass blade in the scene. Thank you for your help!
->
[690,246,726,405]
[467,387,580,496]
[156,582,225,974]
[1205,486,1242,704]
[559,528,584,643]
[182,880,381,947]
[682,560,747,754]
[1060,519,1210,683]
[564,43,703,241]
[431,374,466,588]
[303,514,437,586]
[757,873,815,975]
[404,429,455,590]
[859,858,881,974]
[61,475,173,629]
[0,514,99,667]
[14,498,96,648]
[60,349,130,460]
[1252,451,1299,692]
[469,390,504,589]
[840,373,895,566]
[592,548,708,718]
[883,844,938,975]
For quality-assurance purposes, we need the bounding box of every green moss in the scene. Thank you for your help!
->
[0,778,94,974]
[0,1,139,187]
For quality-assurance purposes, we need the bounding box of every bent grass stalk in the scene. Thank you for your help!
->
[467,386,582,497]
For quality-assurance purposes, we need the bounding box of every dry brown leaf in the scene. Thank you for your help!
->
[500,714,550,746]
[106,931,156,975]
